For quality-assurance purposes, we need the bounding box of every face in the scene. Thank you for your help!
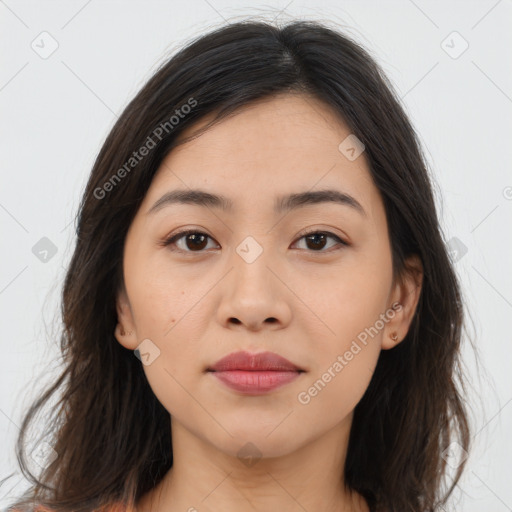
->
[115,93,422,460]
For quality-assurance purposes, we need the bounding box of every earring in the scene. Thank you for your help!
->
[390,332,399,342]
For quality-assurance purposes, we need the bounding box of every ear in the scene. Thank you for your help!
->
[114,285,139,350]
[382,254,423,350]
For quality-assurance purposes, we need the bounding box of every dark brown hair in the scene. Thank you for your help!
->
[3,18,473,512]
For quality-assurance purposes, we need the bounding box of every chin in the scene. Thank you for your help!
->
[206,425,305,461]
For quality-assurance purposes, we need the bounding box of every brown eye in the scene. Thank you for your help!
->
[293,230,348,252]
[163,230,217,252]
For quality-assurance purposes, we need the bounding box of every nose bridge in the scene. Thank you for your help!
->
[235,234,267,266]
[230,233,275,296]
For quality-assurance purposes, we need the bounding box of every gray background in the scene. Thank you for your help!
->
[1,1,511,510]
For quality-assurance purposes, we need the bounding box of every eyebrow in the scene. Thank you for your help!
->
[147,188,366,217]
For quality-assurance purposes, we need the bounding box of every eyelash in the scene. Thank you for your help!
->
[159,228,349,254]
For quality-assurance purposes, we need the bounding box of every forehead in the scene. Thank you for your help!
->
[144,93,379,217]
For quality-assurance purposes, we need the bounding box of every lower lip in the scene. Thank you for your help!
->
[209,370,302,394]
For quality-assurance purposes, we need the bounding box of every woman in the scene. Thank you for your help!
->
[4,18,471,512]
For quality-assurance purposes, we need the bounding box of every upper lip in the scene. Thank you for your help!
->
[207,351,304,372]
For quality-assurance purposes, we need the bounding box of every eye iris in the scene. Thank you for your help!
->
[305,233,327,250]
[186,233,208,251]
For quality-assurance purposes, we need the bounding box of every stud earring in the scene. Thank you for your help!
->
[390,332,399,342]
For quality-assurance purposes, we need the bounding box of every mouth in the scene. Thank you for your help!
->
[206,350,305,395]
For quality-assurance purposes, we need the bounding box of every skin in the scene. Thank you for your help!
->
[114,92,423,512]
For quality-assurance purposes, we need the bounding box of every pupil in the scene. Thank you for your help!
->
[307,234,326,250]
[188,234,207,250]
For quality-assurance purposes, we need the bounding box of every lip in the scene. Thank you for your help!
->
[208,350,303,372]
[207,351,305,395]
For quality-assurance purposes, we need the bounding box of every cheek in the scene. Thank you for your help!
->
[140,357,200,426]
[307,265,391,347]
[128,254,202,335]
[334,247,392,325]
[296,318,382,423]
[297,256,391,404]
[293,348,377,438]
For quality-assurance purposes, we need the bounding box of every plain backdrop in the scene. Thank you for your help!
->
[1,1,511,511]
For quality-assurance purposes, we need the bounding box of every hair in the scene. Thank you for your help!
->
[3,18,474,512]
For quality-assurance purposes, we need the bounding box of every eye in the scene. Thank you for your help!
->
[161,229,219,253]
[291,229,348,252]
[160,229,348,254]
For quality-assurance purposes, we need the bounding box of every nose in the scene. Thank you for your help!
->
[215,246,292,332]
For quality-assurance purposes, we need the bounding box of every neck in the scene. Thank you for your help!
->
[136,414,369,512]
